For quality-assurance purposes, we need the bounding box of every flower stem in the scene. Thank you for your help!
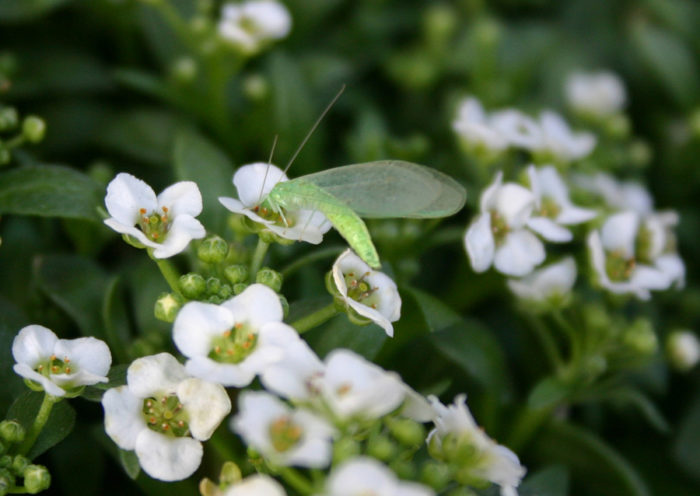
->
[551,310,581,365]
[18,393,59,456]
[249,238,270,277]
[526,314,564,372]
[291,303,338,334]
[276,466,313,495]
[150,252,183,298]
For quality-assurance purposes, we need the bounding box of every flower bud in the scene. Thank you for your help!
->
[219,461,242,486]
[11,455,28,476]
[255,267,283,293]
[420,461,451,491]
[243,74,269,101]
[23,464,50,494]
[207,295,224,304]
[206,277,222,295]
[171,57,197,84]
[387,418,425,447]
[180,273,206,299]
[21,116,46,143]
[198,236,229,264]
[224,264,249,285]
[332,437,361,465]
[622,318,657,356]
[367,434,396,461]
[389,459,415,479]
[218,284,233,300]
[0,421,24,444]
[154,292,183,323]
[424,4,457,46]
[198,478,221,496]
[667,330,700,372]
[233,283,248,295]
[0,456,9,468]
[0,107,18,131]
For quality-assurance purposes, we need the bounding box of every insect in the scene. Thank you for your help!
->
[262,160,467,268]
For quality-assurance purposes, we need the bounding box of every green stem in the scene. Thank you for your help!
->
[276,466,313,495]
[291,303,338,334]
[526,314,564,372]
[280,246,345,278]
[150,252,183,297]
[551,310,581,365]
[4,134,25,149]
[249,238,270,277]
[18,393,58,456]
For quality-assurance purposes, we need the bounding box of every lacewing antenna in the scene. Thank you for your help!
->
[257,134,279,204]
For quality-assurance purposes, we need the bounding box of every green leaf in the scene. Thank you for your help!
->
[520,465,569,496]
[527,376,574,410]
[173,129,235,233]
[0,0,70,22]
[34,254,110,339]
[102,277,132,364]
[0,165,102,221]
[673,391,700,480]
[0,297,28,412]
[532,420,651,496]
[119,449,141,480]
[7,392,76,459]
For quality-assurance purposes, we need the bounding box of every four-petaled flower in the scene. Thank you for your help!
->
[565,71,627,120]
[507,257,577,307]
[219,162,331,244]
[321,457,435,496]
[102,353,231,481]
[104,173,206,258]
[218,0,292,55]
[12,325,111,397]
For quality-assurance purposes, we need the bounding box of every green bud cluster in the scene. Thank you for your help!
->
[0,421,25,445]
[178,273,234,304]
[255,267,283,292]
[197,235,229,264]
[0,440,50,495]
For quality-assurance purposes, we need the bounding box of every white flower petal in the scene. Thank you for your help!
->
[507,257,576,302]
[480,171,504,212]
[177,378,231,441]
[656,254,685,289]
[600,211,639,257]
[259,339,325,401]
[527,217,573,242]
[629,265,671,291]
[224,474,287,496]
[157,181,203,218]
[12,325,58,367]
[135,429,203,481]
[464,213,495,273]
[104,173,157,226]
[54,337,112,378]
[557,204,597,225]
[490,109,543,150]
[102,386,147,450]
[185,357,256,388]
[234,162,287,207]
[13,364,66,397]
[174,302,234,358]
[494,184,535,228]
[151,215,205,259]
[494,230,545,277]
[127,353,189,398]
[223,283,283,330]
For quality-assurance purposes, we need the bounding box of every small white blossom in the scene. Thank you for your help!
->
[102,353,231,481]
[464,171,545,276]
[507,257,577,305]
[526,165,597,242]
[260,337,325,402]
[588,211,684,300]
[536,110,596,162]
[219,162,331,244]
[12,325,111,397]
[331,249,401,337]
[428,395,525,496]
[232,391,335,468]
[490,109,543,151]
[218,0,291,54]
[322,457,435,496]
[452,97,509,153]
[104,173,205,258]
[173,283,301,387]
[666,330,700,372]
[224,474,287,496]
[573,172,653,215]
[565,71,627,119]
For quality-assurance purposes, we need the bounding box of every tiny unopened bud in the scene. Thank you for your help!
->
[389,459,415,479]
[219,461,242,486]
[207,295,223,305]
[87,161,113,187]
[332,437,361,465]
[0,107,18,131]
[0,421,24,444]
[22,116,46,143]
[171,57,197,84]
[623,318,657,356]
[198,236,229,264]
[11,455,28,476]
[154,292,183,323]
[23,464,50,494]
[218,284,233,299]
[420,461,451,491]
[667,330,700,372]
[199,477,221,496]
[224,264,249,285]
[206,277,222,295]
[180,273,206,299]
[233,283,248,295]
[367,434,396,461]
[243,74,269,101]
[256,267,283,293]
[387,418,425,446]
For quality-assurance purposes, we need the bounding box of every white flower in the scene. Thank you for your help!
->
[428,395,525,496]
[490,109,543,151]
[173,283,301,387]
[219,162,331,244]
[104,173,205,258]
[565,71,626,119]
[464,171,545,276]
[573,172,653,215]
[102,353,231,481]
[322,457,435,496]
[331,249,401,337]
[507,257,577,304]
[12,325,111,397]
[536,110,596,162]
[224,474,287,496]
[218,0,291,54]
[666,330,700,372]
[588,211,684,300]
[260,337,325,402]
[232,391,335,468]
[526,165,597,242]
[452,97,509,153]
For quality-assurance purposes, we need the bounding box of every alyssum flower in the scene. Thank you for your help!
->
[565,70,627,120]
[218,0,292,55]
[219,162,331,244]
[104,172,205,258]
[507,257,577,308]
[12,325,111,397]
[321,457,435,496]
[102,353,231,481]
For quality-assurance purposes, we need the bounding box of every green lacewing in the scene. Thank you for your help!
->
[264,160,466,268]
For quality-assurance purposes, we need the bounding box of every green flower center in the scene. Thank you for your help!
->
[35,354,74,377]
[254,202,295,228]
[343,271,379,309]
[137,206,171,242]
[537,196,561,219]
[268,415,303,453]
[490,210,510,244]
[142,395,190,437]
[605,250,636,282]
[208,323,258,364]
